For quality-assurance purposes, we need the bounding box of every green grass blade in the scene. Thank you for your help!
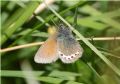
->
[49,70,81,77]
[1,70,63,83]
[1,2,39,45]
[66,81,84,84]
[1,70,83,83]
[80,5,120,30]
[37,77,64,83]
[1,70,44,77]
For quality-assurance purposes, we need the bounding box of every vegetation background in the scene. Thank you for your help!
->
[1,0,120,84]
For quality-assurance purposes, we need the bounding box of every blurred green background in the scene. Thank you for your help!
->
[1,0,120,84]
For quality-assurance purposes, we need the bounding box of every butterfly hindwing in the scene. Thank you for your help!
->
[57,36,83,63]
[57,24,83,63]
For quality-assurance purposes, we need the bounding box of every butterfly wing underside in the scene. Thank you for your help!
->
[58,37,83,63]
[34,35,58,63]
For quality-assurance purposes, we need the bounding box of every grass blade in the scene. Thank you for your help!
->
[1,2,39,45]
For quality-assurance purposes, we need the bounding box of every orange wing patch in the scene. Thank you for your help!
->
[42,37,57,57]
[34,35,58,63]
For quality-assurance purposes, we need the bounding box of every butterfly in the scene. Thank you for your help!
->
[34,23,83,63]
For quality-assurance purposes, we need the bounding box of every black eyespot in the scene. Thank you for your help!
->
[61,54,63,56]
[75,54,77,55]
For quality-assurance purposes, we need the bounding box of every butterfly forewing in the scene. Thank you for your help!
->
[34,34,58,63]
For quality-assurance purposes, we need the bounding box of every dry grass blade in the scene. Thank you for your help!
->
[1,37,120,53]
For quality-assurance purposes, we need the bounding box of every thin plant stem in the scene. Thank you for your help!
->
[1,37,120,53]
[1,42,44,53]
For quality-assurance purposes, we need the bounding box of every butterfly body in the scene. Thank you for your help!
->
[34,24,83,63]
